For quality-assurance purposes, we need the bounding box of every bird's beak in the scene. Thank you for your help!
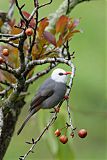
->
[64,72,72,75]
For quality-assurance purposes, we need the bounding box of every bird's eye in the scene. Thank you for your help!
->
[59,72,64,76]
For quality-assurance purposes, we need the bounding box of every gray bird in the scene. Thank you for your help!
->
[17,68,71,135]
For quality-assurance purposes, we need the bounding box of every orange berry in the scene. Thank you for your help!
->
[25,28,33,36]
[2,48,9,56]
[0,57,4,64]
[78,129,87,138]
[55,129,61,137]
[59,135,68,144]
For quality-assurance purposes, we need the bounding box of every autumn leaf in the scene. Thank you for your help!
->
[65,30,80,41]
[56,15,69,33]
[22,11,36,28]
[68,19,80,31]
[43,31,56,46]
[56,35,63,47]
[38,18,49,37]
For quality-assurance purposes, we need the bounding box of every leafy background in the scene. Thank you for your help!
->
[0,0,106,160]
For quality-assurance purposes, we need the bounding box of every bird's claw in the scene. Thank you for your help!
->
[64,95,69,100]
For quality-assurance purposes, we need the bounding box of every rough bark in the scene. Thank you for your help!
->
[0,99,25,160]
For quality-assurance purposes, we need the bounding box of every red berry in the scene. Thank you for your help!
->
[55,129,61,137]
[0,57,4,64]
[78,129,87,138]
[25,28,33,36]
[2,48,9,56]
[59,135,68,144]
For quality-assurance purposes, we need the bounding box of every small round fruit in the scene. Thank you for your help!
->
[0,57,4,64]
[25,28,33,36]
[78,129,87,138]
[2,48,9,56]
[59,135,68,144]
[55,129,61,137]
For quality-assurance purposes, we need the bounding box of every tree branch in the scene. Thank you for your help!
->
[25,63,56,85]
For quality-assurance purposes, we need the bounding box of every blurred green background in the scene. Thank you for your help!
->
[0,0,106,160]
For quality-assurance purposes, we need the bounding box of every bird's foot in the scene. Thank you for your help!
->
[64,95,69,100]
[54,107,60,113]
[50,107,60,113]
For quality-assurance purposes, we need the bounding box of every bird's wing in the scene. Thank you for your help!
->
[29,88,54,112]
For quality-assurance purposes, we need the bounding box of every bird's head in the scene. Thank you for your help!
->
[51,68,72,83]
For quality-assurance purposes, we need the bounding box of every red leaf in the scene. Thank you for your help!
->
[43,31,56,46]
[22,11,35,27]
[56,15,69,33]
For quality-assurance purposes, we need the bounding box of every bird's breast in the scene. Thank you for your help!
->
[41,82,66,109]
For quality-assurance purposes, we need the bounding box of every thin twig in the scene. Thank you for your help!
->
[0,39,18,48]
[19,112,57,160]
[38,0,53,9]
[27,6,38,63]
[15,0,27,23]
[66,99,74,131]
[25,63,57,84]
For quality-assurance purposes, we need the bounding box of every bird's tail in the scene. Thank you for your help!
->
[17,108,38,135]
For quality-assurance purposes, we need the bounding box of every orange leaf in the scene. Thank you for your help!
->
[56,15,69,33]
[22,11,36,28]
[38,18,49,37]
[65,30,80,41]
[56,35,63,47]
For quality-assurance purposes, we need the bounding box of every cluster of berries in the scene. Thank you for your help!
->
[0,28,33,64]
[54,128,87,144]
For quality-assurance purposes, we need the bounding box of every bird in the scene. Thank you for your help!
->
[17,68,71,135]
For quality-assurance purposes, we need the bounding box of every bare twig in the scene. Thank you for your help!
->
[27,7,38,63]
[38,0,53,9]
[15,0,27,23]
[0,32,23,38]
[66,99,74,131]
[25,63,57,85]
[34,0,39,8]
[19,112,57,160]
